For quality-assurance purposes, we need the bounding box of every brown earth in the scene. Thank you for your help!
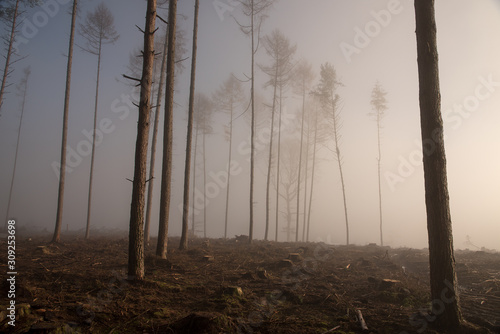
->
[1,233,499,333]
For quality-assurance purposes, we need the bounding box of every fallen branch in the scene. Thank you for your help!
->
[321,325,340,333]
[356,309,368,331]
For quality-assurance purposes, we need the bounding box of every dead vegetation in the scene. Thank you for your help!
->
[1,234,499,333]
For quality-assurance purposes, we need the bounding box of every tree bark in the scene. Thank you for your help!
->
[0,0,20,116]
[53,0,78,243]
[144,26,168,245]
[248,0,255,244]
[414,0,462,329]
[180,0,199,250]
[157,0,177,259]
[128,0,156,281]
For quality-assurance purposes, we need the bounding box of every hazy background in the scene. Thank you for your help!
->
[0,0,498,250]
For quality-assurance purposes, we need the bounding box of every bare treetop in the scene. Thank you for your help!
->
[370,81,388,119]
[79,2,119,55]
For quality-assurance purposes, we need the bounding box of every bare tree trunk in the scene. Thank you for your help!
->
[331,93,349,245]
[202,130,207,238]
[223,104,234,239]
[157,0,177,259]
[180,0,199,250]
[192,126,199,234]
[264,67,278,241]
[4,67,30,231]
[85,38,102,240]
[0,0,20,116]
[414,0,462,329]
[296,88,306,242]
[274,86,283,242]
[302,114,310,242]
[377,117,383,246]
[144,26,168,245]
[53,0,78,243]
[306,113,318,242]
[248,0,255,244]
[128,0,156,281]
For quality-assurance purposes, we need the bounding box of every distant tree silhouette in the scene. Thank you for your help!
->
[213,75,245,239]
[4,66,30,231]
[0,0,39,117]
[316,63,348,245]
[236,0,274,243]
[370,81,387,246]
[259,29,296,241]
[79,2,119,239]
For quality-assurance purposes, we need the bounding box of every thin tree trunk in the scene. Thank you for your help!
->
[414,0,462,329]
[296,87,306,242]
[377,117,383,246]
[85,37,102,240]
[303,114,310,242]
[202,129,207,238]
[0,0,20,115]
[248,0,255,244]
[157,0,177,259]
[53,0,78,243]
[274,85,283,242]
[264,67,278,241]
[4,67,30,231]
[128,0,156,281]
[306,113,318,242]
[144,26,168,245]
[192,126,199,234]
[286,186,291,242]
[331,93,349,245]
[224,104,233,239]
[180,0,199,250]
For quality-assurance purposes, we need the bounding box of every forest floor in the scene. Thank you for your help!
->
[1,232,499,334]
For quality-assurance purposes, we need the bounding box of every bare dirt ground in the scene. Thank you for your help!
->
[1,232,499,333]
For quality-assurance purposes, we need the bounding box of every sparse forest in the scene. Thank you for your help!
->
[0,0,499,333]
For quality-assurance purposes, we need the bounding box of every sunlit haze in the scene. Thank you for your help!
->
[0,0,499,251]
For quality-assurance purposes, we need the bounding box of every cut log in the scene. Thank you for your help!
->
[356,309,368,331]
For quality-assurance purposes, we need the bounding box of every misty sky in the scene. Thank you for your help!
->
[0,0,499,250]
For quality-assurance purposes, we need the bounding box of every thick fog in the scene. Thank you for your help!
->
[0,0,498,250]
